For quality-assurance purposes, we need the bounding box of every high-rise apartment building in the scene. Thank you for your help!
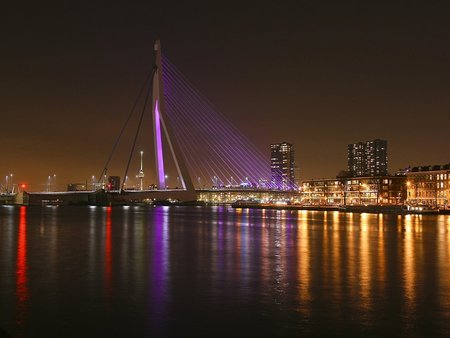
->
[270,142,296,189]
[348,139,387,177]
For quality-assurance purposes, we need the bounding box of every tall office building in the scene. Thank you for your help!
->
[348,139,387,177]
[271,142,296,189]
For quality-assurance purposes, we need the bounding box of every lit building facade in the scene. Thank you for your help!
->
[270,142,296,190]
[348,139,387,177]
[406,163,450,208]
[301,176,405,206]
[197,189,299,204]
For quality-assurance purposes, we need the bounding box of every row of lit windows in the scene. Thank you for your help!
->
[409,173,449,181]
[414,191,450,198]
[411,182,448,189]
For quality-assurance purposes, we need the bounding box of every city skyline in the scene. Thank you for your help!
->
[1,2,449,188]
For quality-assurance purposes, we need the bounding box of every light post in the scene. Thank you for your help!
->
[53,174,56,192]
[5,175,8,194]
[10,174,13,194]
[165,174,168,189]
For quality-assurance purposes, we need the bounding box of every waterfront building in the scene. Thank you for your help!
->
[270,142,296,190]
[301,175,405,206]
[405,163,450,208]
[348,139,387,177]
[197,188,299,204]
[107,176,121,191]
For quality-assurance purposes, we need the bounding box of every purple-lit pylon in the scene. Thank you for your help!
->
[153,100,166,189]
[152,40,195,193]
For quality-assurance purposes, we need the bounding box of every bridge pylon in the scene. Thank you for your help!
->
[152,40,195,197]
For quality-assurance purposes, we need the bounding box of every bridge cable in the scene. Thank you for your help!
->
[162,56,271,187]
[98,67,154,187]
[121,66,157,191]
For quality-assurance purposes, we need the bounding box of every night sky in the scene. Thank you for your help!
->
[1,1,449,190]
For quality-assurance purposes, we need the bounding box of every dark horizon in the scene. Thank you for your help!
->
[1,2,449,190]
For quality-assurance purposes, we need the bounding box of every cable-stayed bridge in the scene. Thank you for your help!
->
[17,40,298,205]
[102,40,296,193]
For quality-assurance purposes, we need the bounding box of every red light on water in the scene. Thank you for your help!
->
[16,206,28,324]
[105,207,112,293]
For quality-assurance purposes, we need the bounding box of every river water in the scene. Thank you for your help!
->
[0,205,449,337]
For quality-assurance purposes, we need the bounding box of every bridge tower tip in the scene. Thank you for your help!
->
[154,39,160,51]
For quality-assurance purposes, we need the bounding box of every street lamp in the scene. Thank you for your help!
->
[53,174,56,192]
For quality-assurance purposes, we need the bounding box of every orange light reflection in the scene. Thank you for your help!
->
[359,213,371,313]
[297,212,311,316]
[437,216,450,312]
[403,215,415,314]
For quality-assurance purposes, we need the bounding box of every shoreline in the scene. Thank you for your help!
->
[229,202,450,215]
[2,196,449,215]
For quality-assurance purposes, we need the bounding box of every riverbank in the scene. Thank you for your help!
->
[230,202,450,215]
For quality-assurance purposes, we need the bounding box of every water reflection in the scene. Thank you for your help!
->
[274,210,450,335]
[437,215,450,317]
[403,215,415,316]
[359,213,371,315]
[16,206,28,325]
[149,207,169,334]
[296,211,310,317]
[0,207,449,337]
[104,207,112,293]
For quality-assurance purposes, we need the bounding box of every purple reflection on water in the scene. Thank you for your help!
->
[149,207,169,334]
